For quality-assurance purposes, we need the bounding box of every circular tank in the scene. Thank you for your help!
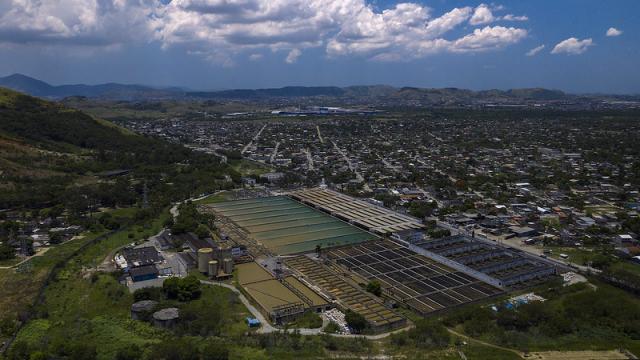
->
[208,260,218,277]
[197,248,214,273]
[218,246,232,261]
[222,258,233,274]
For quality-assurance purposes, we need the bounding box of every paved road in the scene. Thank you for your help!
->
[316,125,324,144]
[304,148,314,171]
[331,140,371,192]
[270,141,280,163]
[242,124,267,154]
[170,192,218,220]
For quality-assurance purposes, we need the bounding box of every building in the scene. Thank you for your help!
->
[260,172,285,183]
[129,264,159,282]
[122,246,163,268]
[391,229,424,243]
[508,226,538,238]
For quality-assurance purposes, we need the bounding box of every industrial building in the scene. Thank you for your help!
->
[413,235,557,287]
[289,188,424,235]
[203,190,558,330]
[236,262,330,324]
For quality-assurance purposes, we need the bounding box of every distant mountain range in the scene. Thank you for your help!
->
[1,73,637,104]
[0,73,182,100]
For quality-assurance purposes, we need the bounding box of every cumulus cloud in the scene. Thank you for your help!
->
[551,37,593,55]
[0,0,158,46]
[0,0,530,63]
[449,26,527,52]
[606,27,622,37]
[526,44,545,56]
[285,48,301,63]
[469,4,495,25]
[502,14,528,21]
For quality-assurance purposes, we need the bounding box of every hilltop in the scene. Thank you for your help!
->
[0,73,595,104]
[0,87,233,209]
[0,74,182,101]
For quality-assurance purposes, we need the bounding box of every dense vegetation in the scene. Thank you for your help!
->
[444,281,640,353]
[0,87,236,211]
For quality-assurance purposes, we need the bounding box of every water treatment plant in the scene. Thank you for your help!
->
[201,187,560,332]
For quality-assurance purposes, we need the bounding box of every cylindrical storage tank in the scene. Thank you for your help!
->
[208,260,218,277]
[223,258,233,274]
[218,246,232,262]
[152,308,179,329]
[197,248,214,273]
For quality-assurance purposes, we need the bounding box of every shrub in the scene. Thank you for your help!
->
[345,310,367,333]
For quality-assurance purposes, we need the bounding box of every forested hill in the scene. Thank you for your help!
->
[0,87,181,156]
[0,87,235,209]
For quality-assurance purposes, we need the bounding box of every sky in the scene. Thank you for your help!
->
[0,0,638,93]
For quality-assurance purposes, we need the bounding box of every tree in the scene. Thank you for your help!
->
[408,201,437,219]
[366,280,382,297]
[49,232,63,245]
[345,310,367,333]
[115,344,142,360]
[195,224,210,239]
[163,275,201,301]
[0,243,16,260]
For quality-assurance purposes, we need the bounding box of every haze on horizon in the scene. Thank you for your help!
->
[0,0,638,94]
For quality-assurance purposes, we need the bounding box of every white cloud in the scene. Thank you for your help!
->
[469,4,495,25]
[0,0,158,46]
[285,48,301,63]
[248,53,263,61]
[606,27,622,37]
[502,14,528,22]
[0,0,530,63]
[424,7,473,38]
[551,37,593,55]
[449,26,527,53]
[526,44,545,56]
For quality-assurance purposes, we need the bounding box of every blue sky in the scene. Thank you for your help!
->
[0,0,638,93]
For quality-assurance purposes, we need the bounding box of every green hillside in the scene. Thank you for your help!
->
[0,87,236,210]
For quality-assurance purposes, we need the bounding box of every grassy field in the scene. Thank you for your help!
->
[0,207,166,345]
[443,278,640,356]
[9,208,252,359]
[289,312,323,329]
[545,246,595,264]
[0,229,106,319]
[382,334,523,360]
[610,260,640,276]
[194,191,232,205]
[230,159,273,176]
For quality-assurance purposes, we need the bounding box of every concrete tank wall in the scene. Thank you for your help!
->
[208,260,218,277]
[197,248,214,273]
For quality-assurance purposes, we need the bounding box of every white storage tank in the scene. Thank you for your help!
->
[208,260,218,277]
[222,258,233,274]
[197,248,214,273]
